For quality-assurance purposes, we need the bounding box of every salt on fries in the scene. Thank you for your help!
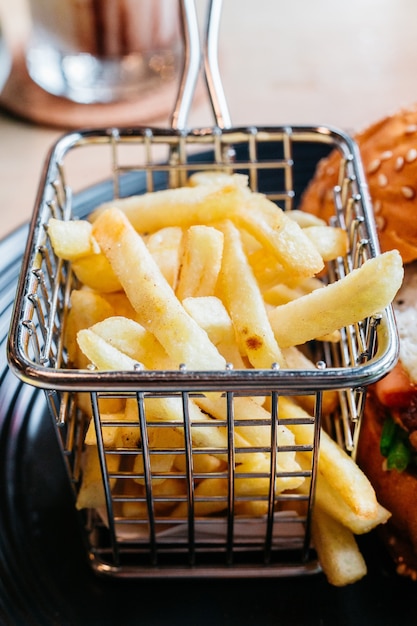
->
[47,172,403,586]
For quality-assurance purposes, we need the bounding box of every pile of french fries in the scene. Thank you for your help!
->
[47,171,404,586]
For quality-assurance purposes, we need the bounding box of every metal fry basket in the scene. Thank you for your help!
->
[7,0,399,579]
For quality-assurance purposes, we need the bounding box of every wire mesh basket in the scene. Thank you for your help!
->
[7,0,399,579]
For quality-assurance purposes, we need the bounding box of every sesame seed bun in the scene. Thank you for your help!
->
[300,103,417,263]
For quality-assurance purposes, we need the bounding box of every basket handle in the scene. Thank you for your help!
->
[170,0,232,130]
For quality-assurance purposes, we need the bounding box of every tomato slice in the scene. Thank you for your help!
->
[374,361,417,408]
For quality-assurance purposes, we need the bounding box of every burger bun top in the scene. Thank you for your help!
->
[300,103,417,264]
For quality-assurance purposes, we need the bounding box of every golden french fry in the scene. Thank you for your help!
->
[99,291,138,319]
[263,283,307,306]
[172,477,229,518]
[87,316,171,369]
[47,217,97,260]
[315,481,391,535]
[146,226,183,290]
[131,419,184,486]
[280,346,339,414]
[263,275,324,306]
[279,396,379,518]
[72,252,122,293]
[84,411,126,447]
[77,327,141,371]
[182,296,246,368]
[66,289,115,368]
[132,452,176,485]
[123,394,270,468]
[311,506,367,586]
[247,248,288,289]
[188,171,249,189]
[194,394,304,494]
[92,207,226,371]
[233,193,324,278]
[235,500,269,517]
[91,180,246,233]
[120,476,187,518]
[302,225,349,261]
[75,445,121,510]
[286,209,327,228]
[173,452,225,474]
[296,455,390,534]
[216,220,286,369]
[268,250,404,348]
[176,225,224,300]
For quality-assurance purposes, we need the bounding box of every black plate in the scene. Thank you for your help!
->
[1,144,416,626]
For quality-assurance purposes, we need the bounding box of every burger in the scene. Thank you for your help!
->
[299,103,417,580]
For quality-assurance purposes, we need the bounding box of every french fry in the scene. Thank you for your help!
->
[235,500,269,517]
[120,476,187,519]
[295,454,391,534]
[181,296,246,368]
[173,452,225,474]
[172,477,229,518]
[75,445,121,510]
[86,316,172,369]
[311,506,368,586]
[47,217,97,260]
[91,179,247,233]
[263,283,306,306]
[268,250,404,348]
[302,225,349,261]
[77,327,142,371]
[92,207,226,371]
[280,346,339,415]
[47,218,121,292]
[285,209,327,228]
[146,226,183,290]
[279,396,379,518]
[188,170,249,189]
[99,291,138,320]
[72,252,122,292]
[216,220,287,369]
[65,289,115,367]
[84,411,128,447]
[194,393,304,494]
[176,225,224,300]
[233,193,324,278]
[132,451,177,486]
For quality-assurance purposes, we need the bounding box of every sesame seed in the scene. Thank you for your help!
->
[378,173,388,187]
[380,150,393,160]
[375,215,386,231]
[367,158,381,173]
[402,186,415,199]
[405,124,417,134]
[395,156,404,171]
[373,199,382,213]
[406,148,417,162]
